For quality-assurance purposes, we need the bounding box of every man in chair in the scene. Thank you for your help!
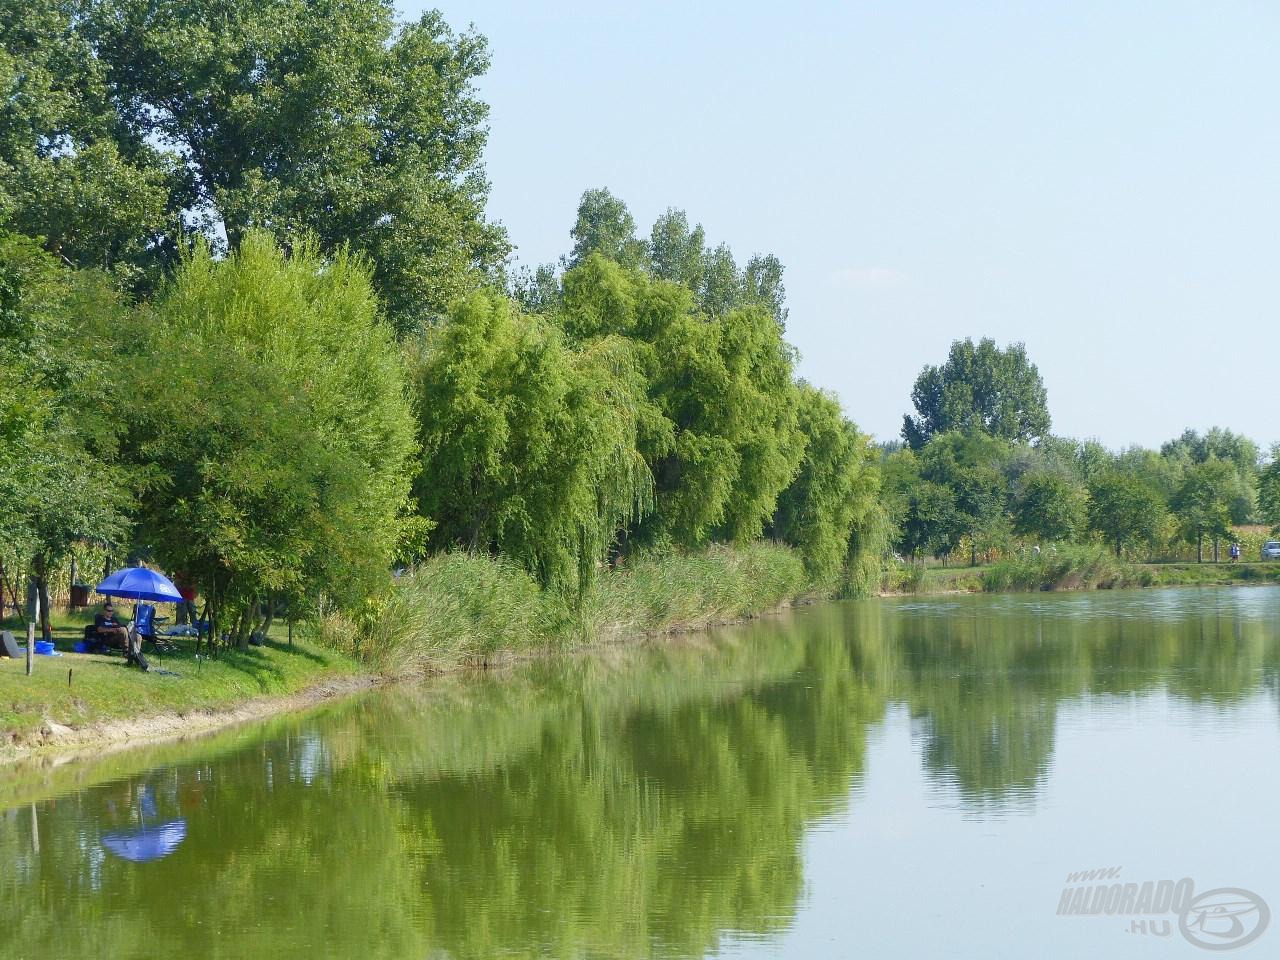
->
[94,601,135,654]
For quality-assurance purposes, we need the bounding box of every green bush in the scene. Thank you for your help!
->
[348,543,813,671]
[981,544,1148,592]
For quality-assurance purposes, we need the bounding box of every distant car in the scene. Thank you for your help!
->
[1262,541,1280,561]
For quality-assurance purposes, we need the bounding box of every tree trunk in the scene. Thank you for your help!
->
[1212,538,1220,563]
[1196,532,1203,564]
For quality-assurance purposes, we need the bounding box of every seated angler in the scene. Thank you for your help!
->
[93,601,132,652]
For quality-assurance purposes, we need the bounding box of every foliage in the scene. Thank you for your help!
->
[560,189,789,326]
[128,232,417,645]
[1086,469,1167,557]
[410,290,652,599]
[916,432,1011,562]
[1161,427,1259,524]
[559,255,804,549]
[0,4,181,289]
[981,543,1146,592]
[568,187,648,270]
[1170,458,1242,562]
[770,384,879,584]
[1011,469,1086,543]
[354,543,812,670]
[0,232,132,635]
[4,0,507,331]
[902,338,1050,449]
[1262,446,1280,531]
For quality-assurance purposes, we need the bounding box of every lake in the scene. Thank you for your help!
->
[3,586,1279,958]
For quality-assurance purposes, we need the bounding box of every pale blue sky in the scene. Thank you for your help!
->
[408,1,1278,450]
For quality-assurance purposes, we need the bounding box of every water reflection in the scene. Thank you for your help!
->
[1,586,1278,959]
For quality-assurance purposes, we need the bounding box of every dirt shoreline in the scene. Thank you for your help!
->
[0,673,383,769]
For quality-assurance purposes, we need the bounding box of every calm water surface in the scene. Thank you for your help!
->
[4,587,1280,958]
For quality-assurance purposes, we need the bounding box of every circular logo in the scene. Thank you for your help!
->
[1179,887,1270,951]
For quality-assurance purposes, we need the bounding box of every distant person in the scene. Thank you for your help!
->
[94,602,137,655]
[1230,542,1241,563]
[174,572,198,626]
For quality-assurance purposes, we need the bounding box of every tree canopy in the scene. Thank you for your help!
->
[2,0,507,331]
[410,289,652,598]
[128,232,418,642]
[902,338,1050,449]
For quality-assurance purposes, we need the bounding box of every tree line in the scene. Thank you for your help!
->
[883,338,1280,565]
[4,2,1274,652]
[0,1,882,647]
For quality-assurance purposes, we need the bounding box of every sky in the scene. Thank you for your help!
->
[405,0,1279,450]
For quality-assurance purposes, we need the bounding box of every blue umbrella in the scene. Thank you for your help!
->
[96,567,183,604]
[101,819,188,863]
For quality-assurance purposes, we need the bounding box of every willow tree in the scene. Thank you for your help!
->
[770,383,879,586]
[559,255,804,550]
[130,232,417,646]
[411,290,652,599]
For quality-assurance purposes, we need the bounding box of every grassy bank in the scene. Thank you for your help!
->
[1,543,814,754]
[883,548,1280,595]
[0,630,359,755]
[315,541,814,672]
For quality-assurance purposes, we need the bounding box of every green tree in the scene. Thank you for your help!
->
[902,338,1050,449]
[880,449,962,559]
[559,256,803,549]
[1161,428,1259,524]
[648,208,706,289]
[130,232,417,646]
[5,0,506,330]
[0,232,131,638]
[1171,458,1240,563]
[1087,470,1167,557]
[1012,470,1086,543]
[770,384,878,584]
[917,432,1011,565]
[1261,445,1280,531]
[742,253,788,329]
[411,289,652,597]
[568,188,648,269]
[0,3,180,288]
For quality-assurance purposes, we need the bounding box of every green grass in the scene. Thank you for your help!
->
[981,544,1146,592]
[345,542,814,672]
[0,624,358,752]
[1143,561,1280,587]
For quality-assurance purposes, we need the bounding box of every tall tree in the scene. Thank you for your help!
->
[770,384,878,584]
[568,188,647,269]
[4,0,507,331]
[411,290,652,597]
[648,208,706,289]
[0,232,131,638]
[559,255,803,549]
[742,253,788,329]
[1161,427,1259,524]
[1171,458,1240,563]
[130,232,418,645]
[1087,470,1166,557]
[902,338,1050,449]
[0,2,181,288]
[1261,444,1280,532]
